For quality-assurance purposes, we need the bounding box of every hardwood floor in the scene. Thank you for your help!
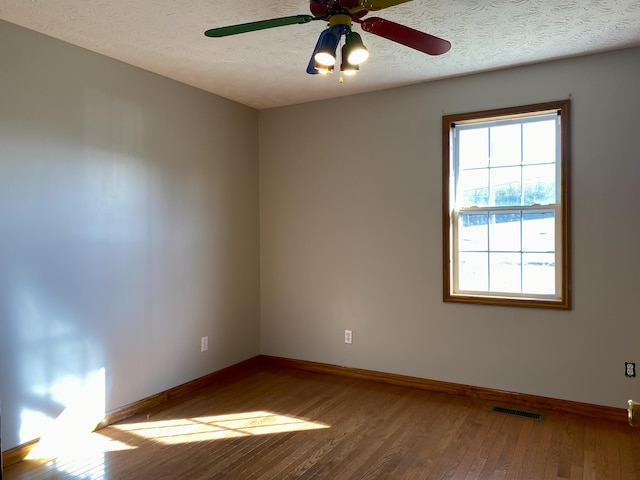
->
[4,364,640,479]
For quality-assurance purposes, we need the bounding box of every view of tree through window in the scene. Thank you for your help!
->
[442,100,571,309]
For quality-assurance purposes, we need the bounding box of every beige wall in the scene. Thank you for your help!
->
[0,20,260,450]
[259,46,640,409]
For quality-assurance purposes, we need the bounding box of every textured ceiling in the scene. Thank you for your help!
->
[1,0,640,109]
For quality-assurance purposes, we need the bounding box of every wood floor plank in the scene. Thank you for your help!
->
[297,386,426,479]
[304,386,418,479]
[4,364,640,480]
[239,380,363,478]
[449,418,496,479]
[381,393,468,479]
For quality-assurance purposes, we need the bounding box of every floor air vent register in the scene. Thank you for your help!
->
[491,406,543,421]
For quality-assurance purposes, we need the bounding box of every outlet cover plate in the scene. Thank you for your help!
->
[626,362,636,378]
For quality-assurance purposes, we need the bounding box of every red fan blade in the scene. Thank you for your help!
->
[360,0,413,11]
[358,17,451,55]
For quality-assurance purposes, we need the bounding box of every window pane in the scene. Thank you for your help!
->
[459,252,488,291]
[523,164,556,205]
[490,124,521,167]
[489,252,521,293]
[523,120,556,165]
[459,213,488,251]
[459,128,488,169]
[523,253,555,294]
[522,212,555,252]
[489,212,521,251]
[459,169,488,207]
[491,166,521,206]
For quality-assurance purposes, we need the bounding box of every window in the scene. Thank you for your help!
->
[442,100,571,309]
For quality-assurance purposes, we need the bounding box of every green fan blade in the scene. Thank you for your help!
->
[205,15,316,37]
[361,0,413,11]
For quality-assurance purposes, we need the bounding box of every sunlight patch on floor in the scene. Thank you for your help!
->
[24,431,134,480]
[112,411,330,445]
[27,431,137,461]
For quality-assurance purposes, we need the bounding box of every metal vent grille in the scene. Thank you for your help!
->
[491,406,543,421]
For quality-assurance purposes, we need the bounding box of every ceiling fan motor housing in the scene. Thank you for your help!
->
[310,0,368,18]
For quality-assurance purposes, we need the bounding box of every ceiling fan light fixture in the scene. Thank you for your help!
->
[315,61,334,75]
[340,45,359,76]
[342,66,358,76]
[314,30,341,66]
[315,51,336,67]
[345,31,369,65]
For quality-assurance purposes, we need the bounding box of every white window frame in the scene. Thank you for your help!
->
[442,100,571,309]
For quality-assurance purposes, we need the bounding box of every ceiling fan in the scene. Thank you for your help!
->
[204,0,451,78]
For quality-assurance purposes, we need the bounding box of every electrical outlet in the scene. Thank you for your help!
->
[201,336,209,353]
[625,362,636,378]
[344,330,352,344]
